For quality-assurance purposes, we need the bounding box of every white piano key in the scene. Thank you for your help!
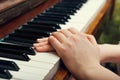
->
[60,0,106,32]
[11,71,44,80]
[29,52,60,64]
[60,23,86,31]
[10,61,59,80]
[9,65,49,80]
[17,65,49,76]
[0,58,52,80]
[0,57,54,70]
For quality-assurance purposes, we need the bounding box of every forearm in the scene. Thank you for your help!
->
[99,44,120,63]
[76,64,120,80]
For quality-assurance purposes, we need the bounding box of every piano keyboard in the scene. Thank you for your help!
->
[0,0,106,80]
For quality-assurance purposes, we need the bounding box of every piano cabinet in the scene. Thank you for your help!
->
[0,0,115,80]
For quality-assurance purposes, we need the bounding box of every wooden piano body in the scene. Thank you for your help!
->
[0,0,115,79]
[0,0,48,25]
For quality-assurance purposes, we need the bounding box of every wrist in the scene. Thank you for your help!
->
[75,63,101,80]
[99,44,120,63]
[99,44,109,63]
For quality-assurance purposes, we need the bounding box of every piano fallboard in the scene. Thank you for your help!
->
[0,0,47,25]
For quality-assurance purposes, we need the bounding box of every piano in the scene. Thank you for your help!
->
[0,0,48,25]
[0,0,115,80]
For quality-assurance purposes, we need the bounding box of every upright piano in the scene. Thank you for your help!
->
[0,0,115,80]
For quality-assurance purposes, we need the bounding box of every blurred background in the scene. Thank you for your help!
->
[98,0,120,44]
[98,0,120,75]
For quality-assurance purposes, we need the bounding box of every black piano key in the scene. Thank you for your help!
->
[37,14,68,22]
[0,59,19,71]
[54,5,80,12]
[2,40,32,47]
[54,2,83,10]
[4,36,35,44]
[40,13,69,22]
[21,24,57,32]
[0,44,33,57]
[14,29,45,38]
[0,42,35,55]
[80,0,88,3]
[50,6,77,13]
[46,9,74,15]
[27,21,61,29]
[0,49,30,61]
[54,4,79,10]
[41,12,70,19]
[9,33,43,41]
[0,68,12,79]
[33,20,62,25]
[62,0,86,3]
[52,7,77,13]
[56,2,79,6]
[0,46,32,58]
[34,17,66,24]
[2,30,47,46]
[15,29,50,37]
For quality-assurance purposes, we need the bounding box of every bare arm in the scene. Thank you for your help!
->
[77,64,120,80]
[100,44,120,63]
